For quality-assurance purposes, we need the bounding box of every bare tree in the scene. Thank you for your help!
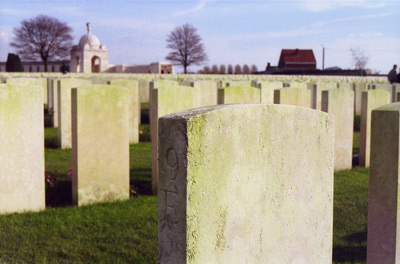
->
[202,65,211,74]
[251,64,258,74]
[211,64,219,74]
[165,23,208,74]
[227,64,233,74]
[234,64,242,74]
[219,64,226,74]
[11,14,73,72]
[243,64,250,74]
[350,47,369,70]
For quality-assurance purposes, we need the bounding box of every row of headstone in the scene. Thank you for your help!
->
[1,80,399,263]
[0,84,130,213]
[47,77,140,148]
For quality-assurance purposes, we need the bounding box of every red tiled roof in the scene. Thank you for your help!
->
[279,49,316,64]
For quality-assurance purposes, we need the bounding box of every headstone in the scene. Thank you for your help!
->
[71,85,129,206]
[150,85,202,194]
[109,79,140,144]
[367,103,400,263]
[181,80,218,107]
[353,82,367,116]
[0,84,45,213]
[57,78,91,149]
[218,86,261,104]
[359,89,391,167]
[322,88,354,171]
[257,81,283,104]
[274,87,311,108]
[139,79,150,104]
[158,104,334,263]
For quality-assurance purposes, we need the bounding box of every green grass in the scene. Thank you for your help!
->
[0,197,157,263]
[332,167,369,263]
[353,131,360,155]
[0,107,370,263]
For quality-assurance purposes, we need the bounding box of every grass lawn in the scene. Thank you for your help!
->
[0,112,369,263]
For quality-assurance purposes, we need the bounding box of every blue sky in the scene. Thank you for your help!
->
[0,0,399,73]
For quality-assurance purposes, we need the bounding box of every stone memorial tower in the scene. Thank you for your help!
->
[70,23,108,73]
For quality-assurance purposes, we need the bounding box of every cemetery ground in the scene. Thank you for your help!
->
[0,105,367,263]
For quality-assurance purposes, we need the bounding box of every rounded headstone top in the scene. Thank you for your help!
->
[78,23,101,49]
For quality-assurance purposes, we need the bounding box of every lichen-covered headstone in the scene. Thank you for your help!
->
[367,103,400,263]
[0,84,45,213]
[180,80,218,107]
[57,78,91,148]
[158,104,334,263]
[218,86,261,104]
[353,82,367,116]
[322,88,354,171]
[150,85,202,194]
[139,78,150,104]
[257,81,283,104]
[359,89,391,167]
[274,87,311,108]
[109,79,140,144]
[71,85,129,206]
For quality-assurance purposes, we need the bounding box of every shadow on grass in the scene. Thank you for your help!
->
[46,169,153,208]
[46,180,72,208]
[130,168,152,195]
[333,231,367,263]
[333,245,366,263]
[45,138,58,149]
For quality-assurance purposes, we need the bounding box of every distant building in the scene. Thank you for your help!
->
[0,23,174,74]
[278,49,316,70]
[70,23,109,73]
[0,60,69,73]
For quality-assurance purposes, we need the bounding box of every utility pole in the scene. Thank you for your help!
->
[321,45,325,70]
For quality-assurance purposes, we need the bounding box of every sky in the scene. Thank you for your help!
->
[0,0,399,74]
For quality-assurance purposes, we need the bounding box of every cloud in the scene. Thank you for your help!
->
[295,0,387,12]
[173,0,216,16]
[313,12,392,26]
[0,8,32,17]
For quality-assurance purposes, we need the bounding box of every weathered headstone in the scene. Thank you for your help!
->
[322,88,354,171]
[353,82,367,116]
[180,80,218,107]
[158,104,334,263]
[150,85,202,194]
[0,84,45,213]
[71,85,129,206]
[274,87,311,108]
[109,79,140,144]
[359,89,391,167]
[57,78,91,148]
[139,78,150,104]
[257,81,283,104]
[367,103,400,264]
[218,86,261,104]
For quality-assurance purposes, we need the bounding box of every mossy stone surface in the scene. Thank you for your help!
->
[71,85,130,206]
[158,104,334,263]
[0,84,44,214]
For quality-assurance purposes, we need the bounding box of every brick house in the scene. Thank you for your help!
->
[278,49,316,70]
